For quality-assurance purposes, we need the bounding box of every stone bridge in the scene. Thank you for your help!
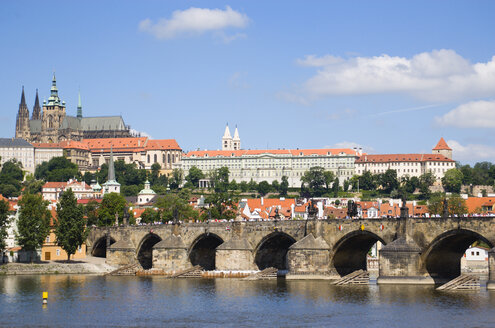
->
[86,217,495,287]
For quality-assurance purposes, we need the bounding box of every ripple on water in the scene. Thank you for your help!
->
[1,276,495,328]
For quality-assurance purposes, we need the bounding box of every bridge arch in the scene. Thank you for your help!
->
[137,233,162,270]
[332,230,386,276]
[188,233,224,270]
[254,231,296,270]
[422,229,493,282]
[91,236,116,258]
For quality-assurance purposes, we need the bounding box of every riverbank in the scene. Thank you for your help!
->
[0,256,115,275]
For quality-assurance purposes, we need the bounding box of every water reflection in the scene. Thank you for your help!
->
[0,276,495,327]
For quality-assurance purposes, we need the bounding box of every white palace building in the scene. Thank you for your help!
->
[179,127,455,188]
[180,125,359,188]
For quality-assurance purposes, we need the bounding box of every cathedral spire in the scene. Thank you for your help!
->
[20,86,26,107]
[32,89,42,120]
[77,90,82,119]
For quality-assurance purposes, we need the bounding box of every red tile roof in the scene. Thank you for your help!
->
[433,137,452,151]
[184,148,357,158]
[145,139,181,150]
[356,153,454,163]
[43,182,67,189]
[466,197,495,214]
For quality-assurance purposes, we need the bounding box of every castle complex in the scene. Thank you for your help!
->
[15,74,133,143]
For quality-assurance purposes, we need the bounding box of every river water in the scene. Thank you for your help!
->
[1,275,494,327]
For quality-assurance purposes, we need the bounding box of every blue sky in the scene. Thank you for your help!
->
[2,1,495,164]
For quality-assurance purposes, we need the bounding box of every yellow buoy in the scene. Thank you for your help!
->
[42,292,48,304]
[360,224,365,231]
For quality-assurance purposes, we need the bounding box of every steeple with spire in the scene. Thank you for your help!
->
[222,123,233,150]
[77,90,83,119]
[102,146,121,194]
[15,86,30,140]
[47,72,63,106]
[233,125,241,150]
[32,89,42,120]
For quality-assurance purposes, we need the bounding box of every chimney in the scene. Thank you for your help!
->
[261,197,264,206]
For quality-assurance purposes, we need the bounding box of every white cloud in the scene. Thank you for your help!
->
[448,139,495,162]
[435,100,495,128]
[291,49,495,102]
[139,6,249,40]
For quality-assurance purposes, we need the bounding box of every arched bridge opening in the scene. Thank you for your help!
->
[333,230,385,277]
[91,236,115,258]
[255,232,296,270]
[423,229,493,282]
[137,233,162,270]
[189,233,224,270]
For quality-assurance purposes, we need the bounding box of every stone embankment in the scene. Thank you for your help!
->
[0,257,115,275]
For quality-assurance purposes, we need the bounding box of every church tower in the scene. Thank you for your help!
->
[432,137,453,159]
[15,86,30,140]
[31,89,42,120]
[233,125,241,150]
[77,91,83,119]
[222,124,233,151]
[41,73,66,143]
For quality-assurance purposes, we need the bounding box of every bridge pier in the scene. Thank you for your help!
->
[153,235,192,273]
[107,240,136,267]
[215,238,257,271]
[377,237,434,285]
[286,234,332,279]
[487,247,495,290]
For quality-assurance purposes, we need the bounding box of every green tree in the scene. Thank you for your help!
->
[84,200,100,227]
[169,169,184,190]
[323,171,335,193]
[34,157,80,182]
[419,172,435,199]
[140,208,161,224]
[248,179,258,192]
[55,189,88,261]
[150,163,161,185]
[0,199,11,252]
[403,176,420,194]
[210,167,230,193]
[442,168,464,193]
[17,193,51,253]
[448,194,468,216]
[98,193,127,226]
[280,176,289,196]
[343,179,350,192]
[121,185,141,197]
[428,192,446,216]
[155,193,198,222]
[0,159,24,197]
[271,180,280,193]
[301,166,326,197]
[239,181,249,193]
[257,181,272,196]
[202,191,237,221]
[229,179,238,191]
[380,169,399,194]
[23,175,44,195]
[332,177,340,197]
[185,166,205,188]
[360,171,377,190]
